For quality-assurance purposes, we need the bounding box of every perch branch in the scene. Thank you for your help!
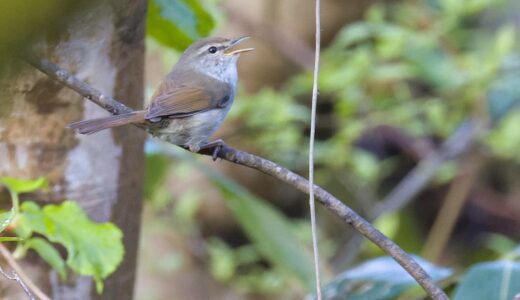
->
[25,56,449,300]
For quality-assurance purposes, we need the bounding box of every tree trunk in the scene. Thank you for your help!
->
[0,0,146,299]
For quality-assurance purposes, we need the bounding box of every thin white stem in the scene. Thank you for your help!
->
[0,265,34,300]
[309,0,322,298]
[0,244,51,300]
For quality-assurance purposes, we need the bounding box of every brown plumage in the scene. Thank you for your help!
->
[69,36,253,152]
[69,111,146,135]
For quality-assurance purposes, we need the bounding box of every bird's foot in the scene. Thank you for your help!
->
[198,139,225,161]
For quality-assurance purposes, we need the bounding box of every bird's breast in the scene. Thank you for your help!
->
[149,106,232,147]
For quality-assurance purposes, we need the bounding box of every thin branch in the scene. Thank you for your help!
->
[308,0,322,298]
[25,56,449,300]
[371,120,483,219]
[24,54,133,116]
[0,244,50,300]
[422,152,482,262]
[0,265,34,300]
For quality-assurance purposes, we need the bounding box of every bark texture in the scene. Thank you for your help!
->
[0,0,146,299]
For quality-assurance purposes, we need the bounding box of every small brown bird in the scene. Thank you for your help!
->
[69,36,253,156]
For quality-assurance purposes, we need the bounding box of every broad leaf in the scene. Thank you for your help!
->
[147,0,214,51]
[26,237,67,281]
[0,177,47,232]
[17,201,124,293]
[315,255,452,300]
[453,261,520,300]
[147,143,317,290]
[208,173,316,291]
[0,177,48,194]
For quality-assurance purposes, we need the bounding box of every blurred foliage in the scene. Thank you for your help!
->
[147,0,215,51]
[0,0,93,70]
[235,0,520,175]
[313,255,452,300]
[145,143,318,294]
[453,259,520,300]
[0,177,47,235]
[0,177,123,294]
[140,0,520,299]
[206,164,316,290]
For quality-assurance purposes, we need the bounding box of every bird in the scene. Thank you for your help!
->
[69,36,253,158]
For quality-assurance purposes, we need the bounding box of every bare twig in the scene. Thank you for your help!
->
[334,120,483,268]
[308,0,322,298]
[422,153,482,262]
[371,120,483,220]
[25,56,449,300]
[0,265,35,300]
[0,244,51,300]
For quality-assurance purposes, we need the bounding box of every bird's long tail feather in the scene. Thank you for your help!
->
[69,110,146,135]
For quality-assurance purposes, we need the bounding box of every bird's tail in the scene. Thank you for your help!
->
[69,110,146,135]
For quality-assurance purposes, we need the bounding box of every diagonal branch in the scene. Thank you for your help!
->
[371,120,483,220]
[25,56,449,300]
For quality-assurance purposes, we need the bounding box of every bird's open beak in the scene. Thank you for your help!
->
[225,36,254,55]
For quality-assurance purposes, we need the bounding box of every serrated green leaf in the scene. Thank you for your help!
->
[18,201,124,293]
[26,237,67,281]
[0,177,48,194]
[453,261,520,300]
[147,0,214,50]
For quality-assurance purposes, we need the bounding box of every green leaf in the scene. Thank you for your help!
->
[0,177,48,233]
[147,0,215,51]
[208,238,236,282]
[18,201,124,293]
[453,261,520,300]
[0,211,14,233]
[208,173,316,291]
[315,255,452,300]
[0,177,48,194]
[147,145,316,290]
[25,237,67,281]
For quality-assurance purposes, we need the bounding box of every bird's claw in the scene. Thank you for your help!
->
[211,144,222,161]
[198,139,225,161]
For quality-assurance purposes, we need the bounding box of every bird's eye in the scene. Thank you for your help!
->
[208,46,218,54]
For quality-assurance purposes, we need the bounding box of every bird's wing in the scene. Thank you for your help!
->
[145,78,232,120]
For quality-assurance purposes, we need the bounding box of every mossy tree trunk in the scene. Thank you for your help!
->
[0,0,146,299]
